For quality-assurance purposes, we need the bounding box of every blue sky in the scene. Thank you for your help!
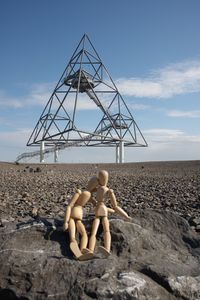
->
[0,0,200,163]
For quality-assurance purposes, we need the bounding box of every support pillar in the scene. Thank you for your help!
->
[119,141,124,163]
[40,141,45,163]
[116,145,120,163]
[54,146,59,163]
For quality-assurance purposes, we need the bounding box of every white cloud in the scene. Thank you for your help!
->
[130,103,150,110]
[0,83,100,111]
[27,82,55,106]
[128,127,200,162]
[143,128,200,143]
[0,90,24,108]
[116,60,200,99]
[143,128,184,143]
[168,110,200,118]
[1,126,200,163]
[0,84,53,109]
[0,128,31,147]
[1,55,200,115]
[2,58,200,111]
[0,128,32,161]
[28,85,118,111]
[117,79,162,98]
[62,93,98,111]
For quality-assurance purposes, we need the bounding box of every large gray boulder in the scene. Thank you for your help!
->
[0,210,199,299]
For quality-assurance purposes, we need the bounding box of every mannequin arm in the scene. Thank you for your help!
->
[89,195,97,207]
[108,189,131,221]
[107,207,115,214]
[63,189,81,230]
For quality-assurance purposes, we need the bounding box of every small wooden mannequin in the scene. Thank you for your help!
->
[63,189,93,260]
[88,170,131,256]
[64,170,131,260]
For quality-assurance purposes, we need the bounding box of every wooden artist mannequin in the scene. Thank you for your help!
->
[63,189,93,260]
[88,170,131,256]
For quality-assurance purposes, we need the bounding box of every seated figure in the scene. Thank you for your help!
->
[64,170,131,260]
[87,170,131,257]
[63,189,93,260]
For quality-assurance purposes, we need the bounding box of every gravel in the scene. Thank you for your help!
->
[0,161,200,230]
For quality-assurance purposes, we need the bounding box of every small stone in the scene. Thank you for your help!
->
[35,167,41,173]
[189,217,200,227]
[32,207,39,218]
[22,192,29,198]
[196,225,200,232]
[58,211,64,218]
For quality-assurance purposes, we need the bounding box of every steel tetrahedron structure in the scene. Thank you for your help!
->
[24,34,147,163]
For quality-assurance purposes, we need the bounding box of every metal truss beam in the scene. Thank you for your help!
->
[16,34,147,163]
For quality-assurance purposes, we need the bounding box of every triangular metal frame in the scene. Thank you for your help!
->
[27,34,147,150]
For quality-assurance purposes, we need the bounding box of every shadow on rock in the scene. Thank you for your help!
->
[0,288,29,300]
[44,226,73,259]
[16,217,74,259]
[0,210,200,300]
[40,217,74,259]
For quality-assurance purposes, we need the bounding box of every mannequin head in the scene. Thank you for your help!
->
[87,176,99,192]
[98,170,109,186]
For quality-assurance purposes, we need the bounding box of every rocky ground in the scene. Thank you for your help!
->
[0,160,200,230]
[0,160,200,300]
[0,210,200,299]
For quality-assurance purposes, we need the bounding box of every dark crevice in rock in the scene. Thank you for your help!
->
[140,267,173,294]
[111,232,128,256]
[182,235,200,248]
[84,289,98,299]
[182,235,200,258]
[140,267,195,300]
[0,288,29,300]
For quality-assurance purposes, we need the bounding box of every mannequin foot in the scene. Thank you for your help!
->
[82,248,93,254]
[78,252,94,261]
[97,246,110,258]
[70,241,82,258]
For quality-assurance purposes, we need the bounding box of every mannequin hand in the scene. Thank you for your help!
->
[63,222,69,231]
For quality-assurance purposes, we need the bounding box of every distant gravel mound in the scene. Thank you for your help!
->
[0,161,200,231]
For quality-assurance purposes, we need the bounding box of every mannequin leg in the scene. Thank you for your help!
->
[68,218,76,243]
[88,218,100,252]
[97,217,111,257]
[68,218,82,258]
[76,220,88,251]
[102,217,111,253]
